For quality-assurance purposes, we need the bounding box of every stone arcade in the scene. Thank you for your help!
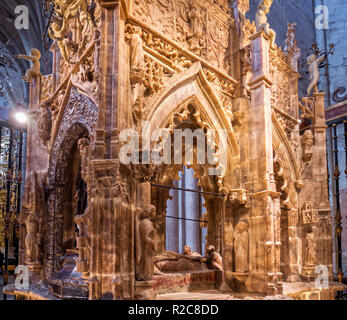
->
[3,0,343,300]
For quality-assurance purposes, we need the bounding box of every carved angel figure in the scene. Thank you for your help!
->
[136,205,157,281]
[307,53,325,96]
[18,48,41,82]
[255,0,276,50]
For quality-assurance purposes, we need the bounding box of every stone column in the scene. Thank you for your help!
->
[312,92,332,275]
[248,31,282,295]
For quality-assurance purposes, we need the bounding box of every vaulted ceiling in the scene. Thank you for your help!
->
[0,0,51,111]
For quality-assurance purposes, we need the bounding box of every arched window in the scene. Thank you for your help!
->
[165,166,207,255]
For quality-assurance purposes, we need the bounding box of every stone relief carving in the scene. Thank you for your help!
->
[132,0,232,72]
[304,232,316,266]
[37,100,52,146]
[301,202,319,225]
[302,129,314,163]
[234,220,249,273]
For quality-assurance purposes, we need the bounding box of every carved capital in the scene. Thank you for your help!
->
[227,189,249,207]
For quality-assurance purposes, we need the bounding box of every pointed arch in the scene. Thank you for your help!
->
[146,62,240,159]
[272,111,302,185]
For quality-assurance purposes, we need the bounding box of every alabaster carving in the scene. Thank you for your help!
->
[25,212,40,264]
[307,53,325,96]
[302,129,314,163]
[126,25,145,85]
[205,245,223,271]
[234,221,249,273]
[37,102,52,146]
[136,205,158,281]
[13,0,333,300]
[255,0,276,49]
[18,48,41,82]
[304,232,317,266]
[154,251,205,273]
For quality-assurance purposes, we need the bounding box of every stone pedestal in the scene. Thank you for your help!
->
[135,280,156,300]
[27,263,43,284]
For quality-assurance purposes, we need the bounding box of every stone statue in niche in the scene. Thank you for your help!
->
[37,100,52,146]
[304,232,317,266]
[255,0,276,50]
[234,221,249,273]
[126,25,145,85]
[307,53,325,96]
[136,205,157,281]
[205,245,223,271]
[25,212,39,264]
[18,48,41,82]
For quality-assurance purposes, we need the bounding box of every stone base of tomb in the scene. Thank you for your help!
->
[135,280,157,300]
[152,270,222,295]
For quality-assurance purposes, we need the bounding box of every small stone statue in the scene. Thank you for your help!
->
[234,221,249,273]
[205,245,223,271]
[302,129,314,162]
[136,205,157,281]
[255,0,276,50]
[304,232,317,266]
[307,53,325,96]
[18,48,41,82]
[25,212,39,264]
[37,101,52,146]
[130,26,145,72]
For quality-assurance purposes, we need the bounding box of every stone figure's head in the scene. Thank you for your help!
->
[77,137,90,152]
[206,245,215,255]
[30,48,41,59]
[236,220,248,232]
[183,245,192,255]
[141,204,156,220]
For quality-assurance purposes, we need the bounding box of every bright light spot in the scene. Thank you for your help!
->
[15,112,27,124]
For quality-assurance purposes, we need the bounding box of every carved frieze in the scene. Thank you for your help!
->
[131,0,232,73]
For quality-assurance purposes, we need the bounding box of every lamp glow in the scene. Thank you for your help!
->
[15,112,28,124]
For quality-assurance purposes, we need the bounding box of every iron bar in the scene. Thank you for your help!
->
[332,124,344,299]
[150,183,225,197]
[166,215,208,224]
[4,128,13,300]
[13,130,23,266]
[344,120,347,177]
